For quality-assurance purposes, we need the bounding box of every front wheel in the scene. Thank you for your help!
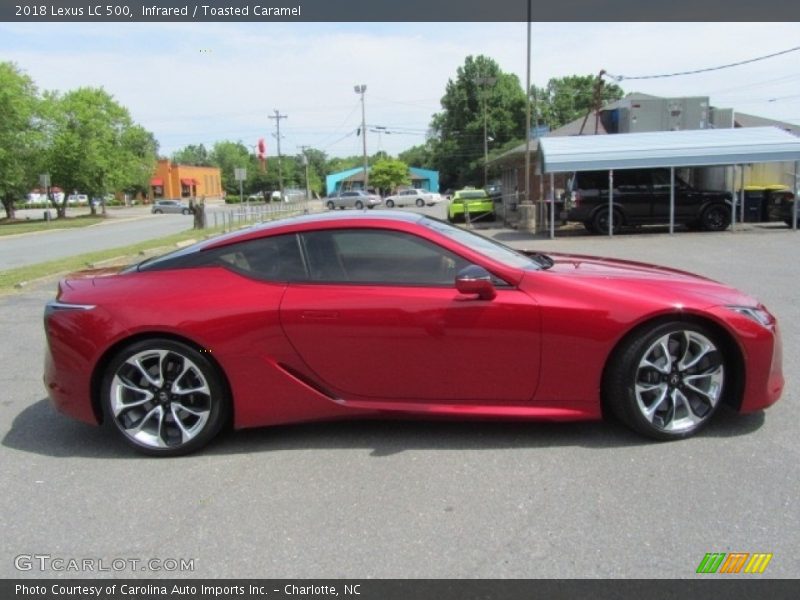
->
[153,209,163,214]
[385,199,395,208]
[326,201,335,210]
[416,198,425,207]
[355,200,364,210]
[181,208,190,215]
[102,339,229,456]
[701,204,731,232]
[604,322,727,440]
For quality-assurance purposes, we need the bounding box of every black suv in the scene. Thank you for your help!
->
[564,169,733,234]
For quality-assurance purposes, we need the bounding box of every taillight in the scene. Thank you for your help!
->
[573,191,582,208]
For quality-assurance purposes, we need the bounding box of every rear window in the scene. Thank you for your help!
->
[456,191,488,199]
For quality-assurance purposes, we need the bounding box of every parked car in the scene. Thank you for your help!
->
[247,191,268,202]
[747,185,798,227]
[564,169,733,234]
[43,211,783,455]
[151,200,193,215]
[447,188,496,222]
[324,190,382,210]
[384,188,443,208]
[67,194,89,204]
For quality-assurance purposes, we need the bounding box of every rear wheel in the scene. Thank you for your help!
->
[326,201,335,210]
[102,339,229,456]
[181,208,190,215]
[604,322,727,440]
[701,204,731,232]
[592,208,622,235]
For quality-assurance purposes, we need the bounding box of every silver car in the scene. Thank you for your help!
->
[151,200,193,215]
[324,190,382,210]
[384,188,443,208]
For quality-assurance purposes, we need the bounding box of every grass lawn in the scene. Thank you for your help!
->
[0,214,106,237]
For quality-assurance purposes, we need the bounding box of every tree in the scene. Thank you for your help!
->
[172,144,212,166]
[369,159,411,195]
[0,62,40,220]
[531,74,624,131]
[398,143,435,170]
[429,55,527,190]
[42,87,157,217]
[210,141,251,194]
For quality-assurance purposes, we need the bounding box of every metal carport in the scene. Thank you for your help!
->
[538,126,800,237]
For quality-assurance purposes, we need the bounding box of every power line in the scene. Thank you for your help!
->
[606,46,800,81]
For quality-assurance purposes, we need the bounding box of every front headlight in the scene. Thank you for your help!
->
[728,305,774,328]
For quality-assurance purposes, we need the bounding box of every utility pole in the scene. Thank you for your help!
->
[354,84,368,189]
[268,109,287,197]
[474,76,496,187]
[519,0,537,233]
[298,145,311,201]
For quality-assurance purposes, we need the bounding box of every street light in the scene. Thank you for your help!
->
[354,84,368,189]
[474,76,497,187]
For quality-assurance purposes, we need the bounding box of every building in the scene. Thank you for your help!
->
[326,166,440,195]
[150,158,224,202]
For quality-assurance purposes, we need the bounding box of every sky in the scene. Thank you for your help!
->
[2,21,799,160]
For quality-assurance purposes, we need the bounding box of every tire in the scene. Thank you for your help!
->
[153,209,163,214]
[102,339,229,456]
[701,204,731,232]
[326,201,335,210]
[592,207,622,235]
[385,199,395,208]
[181,208,190,215]
[604,322,727,441]
[416,198,425,207]
[355,200,364,210]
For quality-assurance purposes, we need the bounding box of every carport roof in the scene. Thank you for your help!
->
[539,126,800,174]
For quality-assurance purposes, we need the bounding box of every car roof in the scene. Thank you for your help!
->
[200,210,427,250]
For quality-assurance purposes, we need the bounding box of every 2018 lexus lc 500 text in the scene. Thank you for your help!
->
[44,212,784,455]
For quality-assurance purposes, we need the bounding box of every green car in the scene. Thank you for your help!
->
[447,188,496,222]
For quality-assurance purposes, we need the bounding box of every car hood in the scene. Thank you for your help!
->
[540,252,756,306]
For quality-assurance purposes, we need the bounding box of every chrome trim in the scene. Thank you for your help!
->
[46,301,96,311]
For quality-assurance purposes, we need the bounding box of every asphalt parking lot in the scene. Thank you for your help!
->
[0,222,797,579]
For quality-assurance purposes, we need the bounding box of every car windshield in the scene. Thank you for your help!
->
[422,217,546,270]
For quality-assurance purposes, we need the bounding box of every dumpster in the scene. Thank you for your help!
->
[741,187,766,223]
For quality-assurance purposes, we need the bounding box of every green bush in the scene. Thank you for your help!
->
[225,195,242,204]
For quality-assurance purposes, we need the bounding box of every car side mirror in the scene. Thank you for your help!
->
[455,265,496,300]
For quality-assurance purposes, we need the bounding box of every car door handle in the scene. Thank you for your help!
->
[301,310,339,320]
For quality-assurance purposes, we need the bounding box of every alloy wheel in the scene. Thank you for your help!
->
[109,348,213,450]
[633,330,724,433]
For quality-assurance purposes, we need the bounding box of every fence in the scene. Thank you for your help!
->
[208,201,313,230]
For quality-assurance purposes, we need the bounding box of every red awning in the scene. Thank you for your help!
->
[150,178,163,186]
[180,178,197,186]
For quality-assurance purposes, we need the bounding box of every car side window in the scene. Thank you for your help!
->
[300,229,470,286]
[212,233,308,281]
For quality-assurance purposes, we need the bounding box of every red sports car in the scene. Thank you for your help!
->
[43,212,784,456]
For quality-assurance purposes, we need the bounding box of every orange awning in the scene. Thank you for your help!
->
[150,178,163,186]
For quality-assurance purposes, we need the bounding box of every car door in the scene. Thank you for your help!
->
[280,228,541,403]
[613,170,652,223]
